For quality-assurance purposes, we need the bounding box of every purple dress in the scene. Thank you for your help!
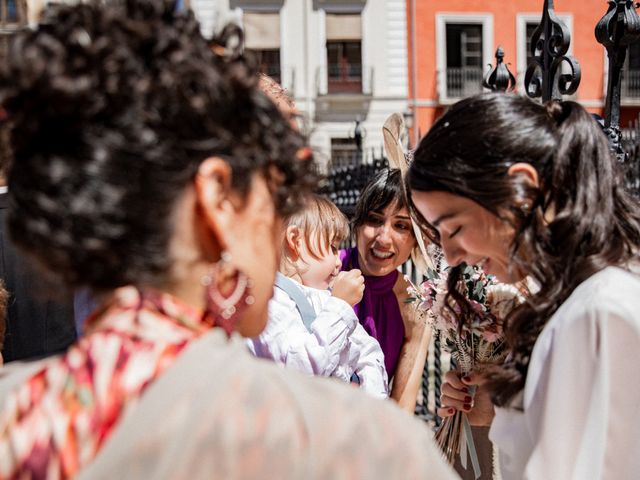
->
[340,248,405,378]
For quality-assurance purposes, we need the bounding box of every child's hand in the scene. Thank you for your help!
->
[332,269,365,306]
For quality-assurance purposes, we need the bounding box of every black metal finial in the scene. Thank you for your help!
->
[353,118,363,153]
[483,47,517,92]
[524,0,581,101]
[595,0,640,163]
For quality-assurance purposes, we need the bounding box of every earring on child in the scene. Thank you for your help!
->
[201,251,254,335]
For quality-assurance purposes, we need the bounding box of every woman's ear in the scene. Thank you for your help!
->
[284,225,301,261]
[194,157,234,253]
[507,162,540,211]
[507,162,539,188]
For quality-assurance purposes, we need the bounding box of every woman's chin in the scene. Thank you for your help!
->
[362,256,398,277]
[235,307,268,337]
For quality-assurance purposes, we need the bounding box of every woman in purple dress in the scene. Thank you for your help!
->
[341,169,430,412]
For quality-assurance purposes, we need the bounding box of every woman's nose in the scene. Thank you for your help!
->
[375,224,393,245]
[440,237,465,267]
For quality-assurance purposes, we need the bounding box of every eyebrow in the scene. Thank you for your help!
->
[371,211,412,221]
[431,212,458,227]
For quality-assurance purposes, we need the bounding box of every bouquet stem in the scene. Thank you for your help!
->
[435,411,481,479]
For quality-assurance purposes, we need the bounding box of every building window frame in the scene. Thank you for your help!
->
[435,13,493,104]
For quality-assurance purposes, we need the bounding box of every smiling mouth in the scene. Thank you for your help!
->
[371,248,394,260]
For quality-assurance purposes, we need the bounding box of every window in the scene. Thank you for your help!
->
[1,0,21,24]
[325,14,362,94]
[251,48,281,83]
[243,12,281,83]
[525,22,538,70]
[622,42,640,99]
[445,23,483,99]
[327,41,362,93]
[435,14,493,102]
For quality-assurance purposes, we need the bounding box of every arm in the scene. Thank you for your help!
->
[350,324,389,399]
[389,275,431,412]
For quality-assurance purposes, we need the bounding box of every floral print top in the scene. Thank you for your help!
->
[0,286,211,479]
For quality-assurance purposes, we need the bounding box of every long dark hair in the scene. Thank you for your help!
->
[408,93,640,405]
[0,0,316,290]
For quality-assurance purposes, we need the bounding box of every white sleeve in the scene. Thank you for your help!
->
[247,287,356,377]
[523,300,640,479]
[349,323,389,399]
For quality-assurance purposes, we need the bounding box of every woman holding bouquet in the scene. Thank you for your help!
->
[341,169,431,412]
[0,1,458,477]
[408,92,640,479]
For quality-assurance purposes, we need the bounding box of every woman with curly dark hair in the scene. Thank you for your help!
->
[0,1,457,478]
[408,93,640,479]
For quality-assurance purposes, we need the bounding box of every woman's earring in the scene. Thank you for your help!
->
[520,202,532,214]
[201,251,255,335]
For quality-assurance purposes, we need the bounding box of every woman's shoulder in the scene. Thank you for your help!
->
[84,333,457,479]
[529,266,640,377]
[552,266,640,329]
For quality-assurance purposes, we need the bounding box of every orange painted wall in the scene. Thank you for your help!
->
[407,0,614,145]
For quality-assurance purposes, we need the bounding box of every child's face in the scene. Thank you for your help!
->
[298,239,342,290]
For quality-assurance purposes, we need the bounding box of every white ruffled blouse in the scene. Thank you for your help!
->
[490,266,640,479]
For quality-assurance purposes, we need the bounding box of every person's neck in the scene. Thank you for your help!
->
[283,269,304,287]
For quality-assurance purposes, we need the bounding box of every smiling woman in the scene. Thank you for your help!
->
[410,190,514,282]
[407,92,640,479]
[341,168,431,412]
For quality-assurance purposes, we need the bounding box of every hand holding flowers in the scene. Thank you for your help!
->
[406,264,525,478]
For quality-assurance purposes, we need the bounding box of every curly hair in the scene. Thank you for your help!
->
[408,93,640,406]
[0,0,317,290]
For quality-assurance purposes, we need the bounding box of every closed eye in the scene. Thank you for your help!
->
[449,226,462,239]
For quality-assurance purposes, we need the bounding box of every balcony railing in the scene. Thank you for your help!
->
[440,67,484,102]
[328,63,362,93]
[621,69,640,103]
[316,65,373,96]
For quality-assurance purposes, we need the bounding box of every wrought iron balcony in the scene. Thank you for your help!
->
[620,69,640,104]
[315,65,374,96]
[439,67,484,103]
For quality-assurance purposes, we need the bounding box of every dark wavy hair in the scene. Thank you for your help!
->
[352,168,407,233]
[408,93,640,406]
[0,0,317,290]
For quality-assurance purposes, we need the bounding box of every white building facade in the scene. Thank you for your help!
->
[190,0,410,168]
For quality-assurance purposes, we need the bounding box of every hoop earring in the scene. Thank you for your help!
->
[201,251,255,335]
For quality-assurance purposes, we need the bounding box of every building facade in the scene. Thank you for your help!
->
[0,0,28,60]
[191,0,411,167]
[407,0,640,146]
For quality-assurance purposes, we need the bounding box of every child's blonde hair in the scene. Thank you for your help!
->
[281,195,348,269]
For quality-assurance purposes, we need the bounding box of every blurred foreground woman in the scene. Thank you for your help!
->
[0,1,456,478]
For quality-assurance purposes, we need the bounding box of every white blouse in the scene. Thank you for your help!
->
[490,266,640,479]
[247,283,389,399]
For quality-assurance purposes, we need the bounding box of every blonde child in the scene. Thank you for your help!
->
[247,195,388,398]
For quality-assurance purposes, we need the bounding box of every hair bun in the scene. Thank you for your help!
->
[544,100,565,125]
